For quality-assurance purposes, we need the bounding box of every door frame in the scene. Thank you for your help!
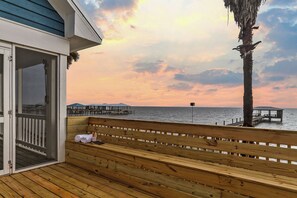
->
[0,42,12,176]
[12,44,60,173]
[0,41,65,175]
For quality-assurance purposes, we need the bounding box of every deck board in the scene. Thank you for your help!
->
[0,140,53,170]
[0,163,154,198]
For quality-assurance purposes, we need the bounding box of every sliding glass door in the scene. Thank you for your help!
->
[15,47,57,170]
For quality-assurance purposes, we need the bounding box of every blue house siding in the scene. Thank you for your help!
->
[0,0,64,36]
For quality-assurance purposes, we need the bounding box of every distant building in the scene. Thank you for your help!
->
[253,106,284,122]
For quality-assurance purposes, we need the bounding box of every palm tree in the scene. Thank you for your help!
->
[224,0,265,126]
[67,52,80,69]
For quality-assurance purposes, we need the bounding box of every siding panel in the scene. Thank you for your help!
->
[0,0,64,36]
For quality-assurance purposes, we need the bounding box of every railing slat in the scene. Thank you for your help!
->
[42,120,45,147]
[16,113,46,154]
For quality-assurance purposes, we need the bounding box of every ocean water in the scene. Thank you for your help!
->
[100,107,297,131]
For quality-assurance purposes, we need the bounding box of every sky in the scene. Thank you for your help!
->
[67,0,297,108]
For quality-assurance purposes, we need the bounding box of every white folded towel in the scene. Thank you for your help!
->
[74,134,93,143]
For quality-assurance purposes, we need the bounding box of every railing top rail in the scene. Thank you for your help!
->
[16,113,46,120]
[87,117,297,145]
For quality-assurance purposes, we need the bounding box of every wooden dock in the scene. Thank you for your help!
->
[226,106,283,127]
[227,115,264,126]
[67,104,133,116]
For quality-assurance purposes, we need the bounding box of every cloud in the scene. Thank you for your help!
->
[100,0,138,11]
[175,69,243,86]
[265,75,285,82]
[133,60,163,73]
[263,60,297,75]
[168,83,193,91]
[79,0,139,39]
[206,88,217,93]
[273,86,281,90]
[286,85,297,89]
[80,0,138,12]
[78,0,101,17]
[259,8,297,58]
[268,0,297,6]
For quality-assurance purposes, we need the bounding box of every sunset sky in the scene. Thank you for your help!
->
[67,0,297,108]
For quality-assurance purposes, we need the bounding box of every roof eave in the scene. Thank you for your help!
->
[48,0,103,52]
[70,0,104,41]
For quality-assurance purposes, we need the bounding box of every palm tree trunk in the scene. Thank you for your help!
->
[243,25,253,127]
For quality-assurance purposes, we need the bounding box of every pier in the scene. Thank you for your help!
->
[253,106,283,123]
[222,106,284,127]
[67,103,133,116]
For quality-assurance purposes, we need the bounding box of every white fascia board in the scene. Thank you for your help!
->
[0,18,70,55]
[70,0,103,41]
[49,0,102,51]
[73,12,101,44]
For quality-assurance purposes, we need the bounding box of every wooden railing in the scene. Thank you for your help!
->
[67,116,297,178]
[16,113,46,153]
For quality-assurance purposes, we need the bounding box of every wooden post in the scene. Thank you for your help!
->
[190,102,195,123]
[17,69,23,140]
[46,58,57,159]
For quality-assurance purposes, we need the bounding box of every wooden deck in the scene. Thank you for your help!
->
[1,140,53,170]
[66,117,297,197]
[0,163,153,198]
[15,146,53,169]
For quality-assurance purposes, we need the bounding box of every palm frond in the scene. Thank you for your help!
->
[67,52,80,69]
[224,0,265,28]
